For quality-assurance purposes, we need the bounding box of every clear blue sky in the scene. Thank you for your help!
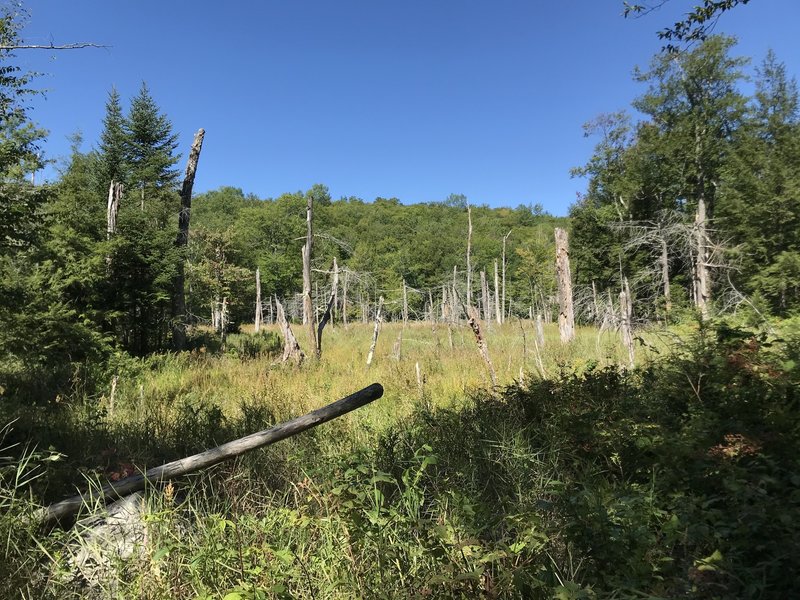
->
[17,0,800,215]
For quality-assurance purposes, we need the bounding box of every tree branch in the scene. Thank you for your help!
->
[0,42,108,50]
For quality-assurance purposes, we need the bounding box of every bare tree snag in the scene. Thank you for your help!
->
[494,259,502,325]
[660,234,672,316]
[316,260,339,358]
[466,205,473,307]
[37,383,384,526]
[302,194,316,351]
[467,305,497,387]
[171,128,205,351]
[428,290,434,323]
[402,278,409,326]
[332,257,339,326]
[554,227,575,343]
[254,267,263,333]
[535,314,545,349]
[276,297,304,365]
[106,181,122,239]
[502,230,511,323]
[415,361,424,397]
[693,198,710,318]
[619,277,635,368]
[480,270,489,321]
[392,330,403,361]
[366,296,384,369]
[341,268,349,328]
[220,297,229,343]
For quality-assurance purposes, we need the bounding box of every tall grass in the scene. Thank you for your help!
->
[2,318,798,598]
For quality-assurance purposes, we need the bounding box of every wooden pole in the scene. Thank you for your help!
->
[554,227,575,343]
[480,270,489,321]
[37,383,384,526]
[172,128,205,351]
[342,268,349,328]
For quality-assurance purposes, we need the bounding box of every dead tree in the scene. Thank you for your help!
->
[694,197,710,318]
[302,195,320,354]
[535,314,545,349]
[554,227,575,342]
[254,267,263,333]
[467,305,497,387]
[402,278,409,326]
[333,257,339,325]
[37,383,384,526]
[619,278,635,368]
[366,296,384,369]
[466,205,473,307]
[494,259,502,325]
[502,229,511,323]
[106,181,122,239]
[316,260,339,358]
[276,297,304,365]
[171,128,205,351]
[480,270,490,321]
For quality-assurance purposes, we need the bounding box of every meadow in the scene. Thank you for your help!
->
[2,317,799,599]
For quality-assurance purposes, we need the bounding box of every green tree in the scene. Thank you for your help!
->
[125,82,179,197]
[95,86,127,190]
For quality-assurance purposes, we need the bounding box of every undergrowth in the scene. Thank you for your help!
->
[1,319,798,598]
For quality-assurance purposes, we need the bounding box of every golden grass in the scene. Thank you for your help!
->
[113,320,663,441]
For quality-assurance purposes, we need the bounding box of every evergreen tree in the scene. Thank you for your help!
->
[125,82,179,196]
[95,86,127,190]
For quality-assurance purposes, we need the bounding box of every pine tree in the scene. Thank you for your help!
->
[125,82,179,196]
[95,86,127,189]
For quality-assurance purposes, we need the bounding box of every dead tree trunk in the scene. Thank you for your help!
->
[535,314,545,349]
[619,277,635,368]
[37,383,384,526]
[467,305,497,387]
[342,268,349,328]
[332,257,339,326]
[554,227,575,343]
[693,198,710,318]
[366,296,384,369]
[106,181,122,239]
[660,234,672,316]
[480,270,489,321]
[303,195,320,357]
[171,128,205,351]
[316,260,339,358]
[466,205,473,307]
[402,278,409,326]
[494,259,502,325]
[254,267,263,333]
[502,230,511,323]
[276,297,304,365]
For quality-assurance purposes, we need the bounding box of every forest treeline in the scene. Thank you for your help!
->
[1,16,799,402]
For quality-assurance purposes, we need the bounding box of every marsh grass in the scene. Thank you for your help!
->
[3,318,798,598]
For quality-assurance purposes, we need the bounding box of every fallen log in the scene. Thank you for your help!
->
[38,383,384,527]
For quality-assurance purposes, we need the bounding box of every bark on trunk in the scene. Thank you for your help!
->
[466,205,473,307]
[254,267,262,333]
[38,383,383,526]
[694,198,710,318]
[171,128,205,351]
[619,278,635,368]
[467,305,497,387]
[494,259,502,325]
[316,260,339,358]
[366,296,384,369]
[554,227,575,342]
[276,297,304,365]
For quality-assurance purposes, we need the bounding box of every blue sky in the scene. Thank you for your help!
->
[17,0,800,215]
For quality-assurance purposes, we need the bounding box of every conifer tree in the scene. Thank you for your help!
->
[95,86,127,189]
[125,82,179,196]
